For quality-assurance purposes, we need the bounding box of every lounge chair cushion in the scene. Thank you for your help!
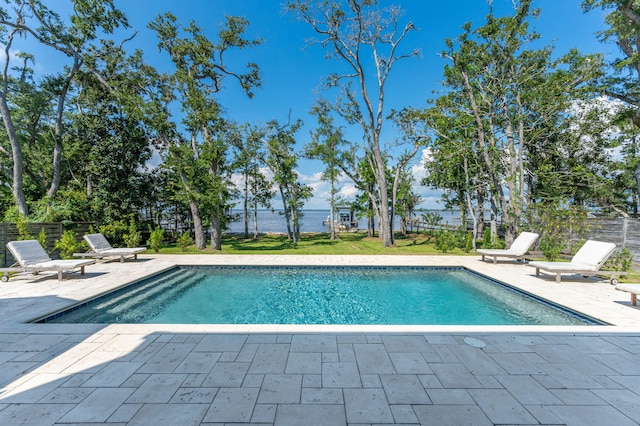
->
[6,240,95,280]
[528,240,616,283]
[477,232,539,263]
[82,233,146,261]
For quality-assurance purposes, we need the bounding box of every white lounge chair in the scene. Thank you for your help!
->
[76,233,146,263]
[477,231,539,264]
[6,240,95,281]
[615,283,640,306]
[528,240,617,283]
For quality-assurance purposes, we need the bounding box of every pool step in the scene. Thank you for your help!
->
[98,269,206,320]
[67,269,204,323]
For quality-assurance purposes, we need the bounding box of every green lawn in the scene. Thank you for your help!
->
[157,232,469,255]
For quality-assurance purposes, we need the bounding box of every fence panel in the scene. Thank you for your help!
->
[1,222,94,267]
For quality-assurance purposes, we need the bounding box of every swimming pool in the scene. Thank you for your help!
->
[39,266,600,325]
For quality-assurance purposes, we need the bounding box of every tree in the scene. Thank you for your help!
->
[425,0,604,244]
[149,12,261,250]
[583,0,640,205]
[307,99,348,240]
[264,116,312,245]
[0,0,129,211]
[287,0,420,247]
[232,125,274,239]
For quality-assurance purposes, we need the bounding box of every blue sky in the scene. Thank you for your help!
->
[16,0,611,210]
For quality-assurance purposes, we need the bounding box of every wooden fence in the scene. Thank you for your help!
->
[589,218,640,266]
[1,222,94,267]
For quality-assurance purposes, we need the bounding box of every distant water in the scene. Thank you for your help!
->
[225,209,459,234]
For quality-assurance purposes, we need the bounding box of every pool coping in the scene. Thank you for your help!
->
[3,253,639,331]
[31,264,607,327]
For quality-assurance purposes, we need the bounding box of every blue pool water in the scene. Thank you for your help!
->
[41,266,596,325]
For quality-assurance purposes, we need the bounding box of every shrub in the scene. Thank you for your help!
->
[148,227,165,253]
[538,235,564,261]
[124,219,142,248]
[177,232,194,252]
[54,230,82,259]
[15,214,32,240]
[99,221,128,246]
[435,229,456,253]
[604,248,633,272]
[37,228,48,252]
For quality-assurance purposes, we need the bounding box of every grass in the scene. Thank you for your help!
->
[156,232,470,255]
[151,231,640,282]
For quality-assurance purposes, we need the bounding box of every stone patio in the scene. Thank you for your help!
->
[0,254,639,425]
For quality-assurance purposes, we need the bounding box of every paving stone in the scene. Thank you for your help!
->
[380,374,430,404]
[426,388,475,405]
[169,387,218,403]
[361,374,382,388]
[522,404,565,425]
[354,343,395,374]
[550,404,639,426]
[257,374,302,404]
[592,389,640,423]
[173,351,220,374]
[108,402,143,423]
[127,373,186,403]
[82,361,144,387]
[203,387,259,423]
[390,404,419,423]
[248,344,290,374]
[202,361,249,387]
[59,388,134,423]
[389,352,433,374]
[413,405,493,425]
[344,388,394,423]
[193,334,247,352]
[550,389,606,405]
[495,374,563,405]
[0,403,74,425]
[381,335,431,352]
[301,387,344,404]
[251,403,277,423]
[338,343,356,362]
[274,404,346,426]
[286,352,322,374]
[322,362,362,388]
[136,342,196,374]
[303,373,322,387]
[127,403,208,425]
[36,385,94,403]
[430,363,483,389]
[290,334,337,352]
[468,388,538,424]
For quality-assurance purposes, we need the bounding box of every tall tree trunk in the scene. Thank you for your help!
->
[190,200,206,250]
[329,180,336,240]
[243,168,249,239]
[210,214,222,250]
[252,199,259,239]
[0,98,28,216]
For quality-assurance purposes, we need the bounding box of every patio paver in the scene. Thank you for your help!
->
[0,254,639,424]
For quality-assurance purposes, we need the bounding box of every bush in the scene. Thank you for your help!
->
[99,221,128,246]
[124,219,142,248]
[54,230,82,259]
[177,232,194,252]
[148,227,165,253]
[435,229,456,253]
[15,214,32,240]
[604,248,633,272]
[539,235,564,261]
[37,228,48,252]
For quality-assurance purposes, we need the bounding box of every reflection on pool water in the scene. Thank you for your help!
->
[40,266,600,325]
